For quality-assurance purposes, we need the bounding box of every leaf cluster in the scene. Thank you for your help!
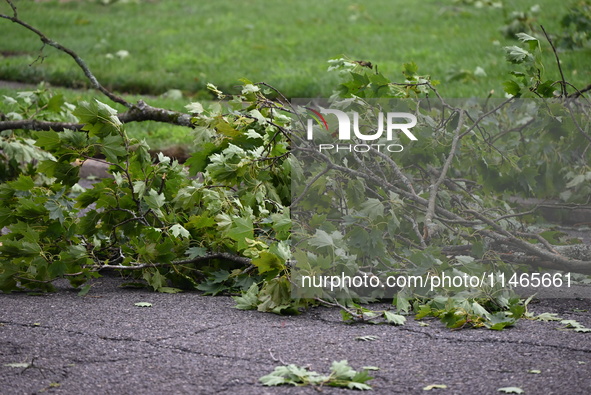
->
[259,360,375,390]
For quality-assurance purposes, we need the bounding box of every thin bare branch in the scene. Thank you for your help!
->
[1,0,129,107]
[93,252,251,270]
[540,25,567,97]
[424,109,465,240]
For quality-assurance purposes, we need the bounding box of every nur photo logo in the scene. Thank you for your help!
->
[304,106,418,153]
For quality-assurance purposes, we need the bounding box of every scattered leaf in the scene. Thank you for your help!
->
[158,287,183,294]
[423,384,448,390]
[384,311,406,326]
[77,284,92,297]
[4,362,30,368]
[498,387,524,394]
[535,312,561,321]
[355,335,379,341]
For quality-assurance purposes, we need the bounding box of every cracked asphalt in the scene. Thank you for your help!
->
[1,273,590,394]
[1,148,590,394]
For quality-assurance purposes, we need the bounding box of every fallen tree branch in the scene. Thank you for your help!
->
[92,252,252,271]
[295,109,591,275]
[0,100,195,132]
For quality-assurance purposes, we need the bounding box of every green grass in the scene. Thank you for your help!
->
[1,0,589,99]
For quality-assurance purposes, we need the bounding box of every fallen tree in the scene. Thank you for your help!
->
[1,0,590,328]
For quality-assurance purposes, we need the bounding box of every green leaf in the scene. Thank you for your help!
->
[308,229,337,249]
[359,198,385,220]
[185,102,204,114]
[158,287,183,294]
[252,252,283,274]
[134,302,153,307]
[516,32,539,52]
[383,311,406,326]
[403,61,419,78]
[196,281,229,296]
[259,371,289,386]
[144,190,166,215]
[536,80,556,97]
[341,309,354,322]
[257,277,293,314]
[503,80,522,96]
[170,224,190,239]
[227,217,254,251]
[423,384,448,390]
[504,45,532,64]
[16,199,47,219]
[347,382,372,390]
[44,199,66,224]
[331,360,356,379]
[4,362,31,368]
[77,284,92,297]
[35,130,62,151]
[9,175,35,191]
[46,94,65,113]
[186,215,216,230]
[48,261,67,278]
[186,142,219,175]
[185,246,208,259]
[211,270,231,284]
[101,135,127,162]
[535,312,561,321]
[233,283,259,310]
[355,335,379,341]
[143,269,167,291]
[257,359,373,389]
[485,312,515,330]
[395,290,411,313]
[498,387,524,394]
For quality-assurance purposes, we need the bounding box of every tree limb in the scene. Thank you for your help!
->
[92,252,252,271]
[0,100,195,132]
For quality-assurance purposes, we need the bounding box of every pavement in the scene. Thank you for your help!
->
[1,272,591,395]
[1,98,591,394]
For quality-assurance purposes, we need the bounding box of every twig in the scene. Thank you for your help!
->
[1,0,130,107]
[467,209,591,273]
[568,83,591,99]
[94,252,251,270]
[291,165,331,207]
[403,214,427,248]
[424,109,465,240]
[314,297,364,320]
[540,25,567,97]
[269,349,288,365]
[564,100,591,144]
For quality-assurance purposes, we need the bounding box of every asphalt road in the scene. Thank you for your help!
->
[1,273,590,395]
[1,94,590,394]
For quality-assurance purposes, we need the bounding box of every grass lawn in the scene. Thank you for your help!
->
[1,0,589,100]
